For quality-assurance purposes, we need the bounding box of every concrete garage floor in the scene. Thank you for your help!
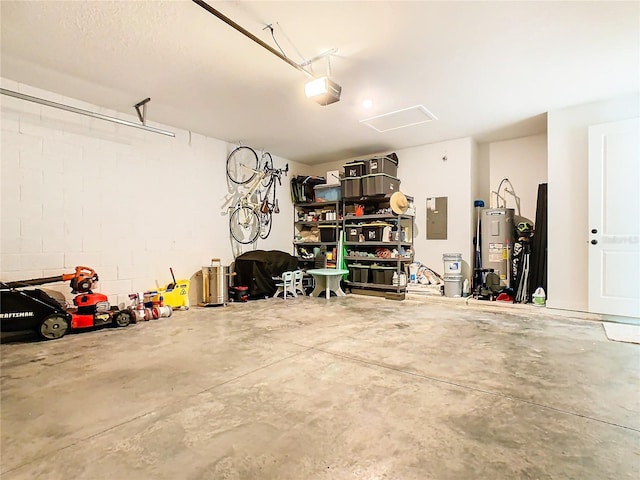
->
[1,295,639,479]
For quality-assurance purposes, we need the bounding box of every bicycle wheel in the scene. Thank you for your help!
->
[259,211,272,239]
[230,206,261,244]
[227,146,258,184]
[260,152,274,188]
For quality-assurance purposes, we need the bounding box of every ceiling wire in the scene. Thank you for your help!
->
[263,22,311,73]
[275,22,309,65]
[263,24,286,58]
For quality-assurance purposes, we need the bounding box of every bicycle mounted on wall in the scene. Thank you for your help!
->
[226,145,288,244]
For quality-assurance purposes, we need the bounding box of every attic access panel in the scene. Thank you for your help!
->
[360,105,438,133]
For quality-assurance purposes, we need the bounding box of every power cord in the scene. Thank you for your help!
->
[263,24,286,58]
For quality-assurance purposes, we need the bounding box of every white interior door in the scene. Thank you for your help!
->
[588,117,640,318]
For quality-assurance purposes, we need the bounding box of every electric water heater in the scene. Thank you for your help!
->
[480,208,515,286]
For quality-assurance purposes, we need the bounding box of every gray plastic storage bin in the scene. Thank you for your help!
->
[356,264,370,283]
[348,263,369,283]
[343,161,366,178]
[371,265,395,285]
[365,156,398,176]
[341,177,362,198]
[362,173,400,196]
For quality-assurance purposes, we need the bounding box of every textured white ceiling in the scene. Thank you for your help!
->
[1,1,638,164]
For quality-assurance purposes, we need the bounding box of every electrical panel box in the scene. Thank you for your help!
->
[426,196,448,240]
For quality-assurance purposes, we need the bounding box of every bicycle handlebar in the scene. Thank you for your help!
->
[242,161,287,177]
[236,157,287,201]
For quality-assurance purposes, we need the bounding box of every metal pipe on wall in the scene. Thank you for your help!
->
[0,88,176,137]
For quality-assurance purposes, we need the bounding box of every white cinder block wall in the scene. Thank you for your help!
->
[0,78,299,307]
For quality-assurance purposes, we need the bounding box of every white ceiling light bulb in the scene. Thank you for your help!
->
[362,99,373,109]
[305,77,329,97]
[305,76,342,106]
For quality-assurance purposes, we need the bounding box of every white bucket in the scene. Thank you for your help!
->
[444,274,463,297]
[443,253,462,275]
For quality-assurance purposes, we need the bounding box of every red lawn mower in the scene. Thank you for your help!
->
[0,266,132,340]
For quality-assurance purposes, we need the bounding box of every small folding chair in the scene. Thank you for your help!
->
[293,269,306,296]
[273,271,296,299]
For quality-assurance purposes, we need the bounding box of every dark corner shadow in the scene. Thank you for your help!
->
[1,330,42,344]
[0,328,95,345]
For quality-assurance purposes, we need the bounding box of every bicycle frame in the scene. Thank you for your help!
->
[236,161,286,211]
[237,169,269,210]
[228,161,286,244]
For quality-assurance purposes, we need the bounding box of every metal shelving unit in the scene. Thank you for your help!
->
[342,196,414,297]
[293,201,341,268]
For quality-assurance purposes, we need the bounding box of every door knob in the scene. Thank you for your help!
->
[591,239,598,245]
[591,228,598,234]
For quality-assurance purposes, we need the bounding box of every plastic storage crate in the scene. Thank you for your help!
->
[319,225,337,242]
[361,173,400,196]
[371,265,395,285]
[343,161,366,178]
[348,263,370,283]
[341,177,362,198]
[365,156,398,176]
[313,183,341,202]
[345,225,362,242]
[361,223,389,242]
